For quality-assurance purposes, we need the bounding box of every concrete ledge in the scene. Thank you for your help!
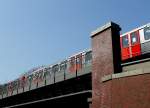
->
[101,75,112,82]
[91,21,120,37]
[87,98,92,103]
[112,69,143,79]
[101,67,150,82]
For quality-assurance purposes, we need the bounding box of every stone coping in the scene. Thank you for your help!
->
[101,67,150,82]
[91,21,120,37]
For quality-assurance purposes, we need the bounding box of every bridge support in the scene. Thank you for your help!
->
[91,22,121,108]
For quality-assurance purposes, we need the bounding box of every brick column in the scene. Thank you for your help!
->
[91,22,121,108]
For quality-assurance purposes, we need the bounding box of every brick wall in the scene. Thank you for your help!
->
[111,73,150,108]
[91,22,121,108]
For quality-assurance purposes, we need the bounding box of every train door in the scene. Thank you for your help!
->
[44,66,54,85]
[12,80,18,95]
[55,62,66,83]
[76,53,84,76]
[140,25,150,54]
[30,72,39,90]
[7,82,13,96]
[24,74,33,92]
[38,69,45,88]
[121,35,130,60]
[130,30,141,57]
[69,56,76,73]
[52,64,59,83]
[2,84,7,98]
[66,56,76,79]
[18,76,26,93]
[76,53,82,72]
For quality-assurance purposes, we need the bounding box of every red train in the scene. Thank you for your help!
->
[120,23,150,60]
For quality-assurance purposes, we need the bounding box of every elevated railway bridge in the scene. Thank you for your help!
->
[0,61,92,107]
[1,56,150,108]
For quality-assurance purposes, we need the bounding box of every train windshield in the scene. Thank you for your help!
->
[144,26,150,40]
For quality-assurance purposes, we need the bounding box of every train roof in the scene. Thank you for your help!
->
[19,65,46,77]
[120,23,150,37]
[19,49,92,77]
[46,48,92,68]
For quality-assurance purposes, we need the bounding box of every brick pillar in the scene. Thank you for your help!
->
[91,22,121,108]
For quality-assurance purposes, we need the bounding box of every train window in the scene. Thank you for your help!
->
[8,83,13,91]
[33,72,39,82]
[122,35,129,47]
[52,64,59,73]
[3,84,7,93]
[85,51,92,65]
[76,54,82,63]
[12,80,18,90]
[38,70,44,79]
[131,32,138,44]
[144,26,150,40]
[44,67,51,77]
[76,57,80,64]
[28,74,33,82]
[60,61,67,72]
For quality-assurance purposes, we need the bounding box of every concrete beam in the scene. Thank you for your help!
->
[102,67,150,82]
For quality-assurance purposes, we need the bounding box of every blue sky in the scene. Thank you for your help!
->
[0,0,149,84]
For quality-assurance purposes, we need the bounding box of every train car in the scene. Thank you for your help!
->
[120,23,150,60]
[0,50,92,99]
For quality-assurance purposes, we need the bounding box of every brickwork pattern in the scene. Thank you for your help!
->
[112,74,150,108]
